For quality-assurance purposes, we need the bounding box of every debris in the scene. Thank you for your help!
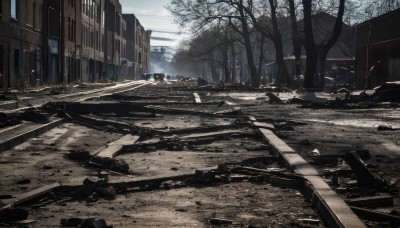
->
[61,218,111,228]
[299,139,311,146]
[75,178,99,197]
[266,92,284,104]
[351,206,400,225]
[298,218,320,225]
[343,151,378,186]
[16,178,31,185]
[175,208,187,212]
[96,186,116,197]
[346,195,393,208]
[60,218,83,227]
[19,109,50,123]
[287,97,311,104]
[377,125,399,131]
[89,157,130,173]
[66,150,91,161]
[197,77,209,86]
[373,81,400,102]
[209,218,233,225]
[311,148,320,156]
[0,208,29,221]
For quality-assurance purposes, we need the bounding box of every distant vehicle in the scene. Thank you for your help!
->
[153,73,166,81]
[141,73,152,80]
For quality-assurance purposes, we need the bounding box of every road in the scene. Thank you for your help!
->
[0,80,399,227]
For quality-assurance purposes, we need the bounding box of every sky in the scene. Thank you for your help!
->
[120,0,185,48]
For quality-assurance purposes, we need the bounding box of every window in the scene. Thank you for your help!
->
[10,0,19,20]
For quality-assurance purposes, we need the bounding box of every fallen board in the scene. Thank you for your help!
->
[95,134,140,158]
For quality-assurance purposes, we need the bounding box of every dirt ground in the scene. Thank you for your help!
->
[1,81,399,227]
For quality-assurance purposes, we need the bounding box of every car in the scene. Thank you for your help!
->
[153,73,166,81]
[141,73,152,80]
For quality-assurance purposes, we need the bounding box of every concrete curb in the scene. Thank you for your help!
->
[254,122,366,227]
[0,119,64,153]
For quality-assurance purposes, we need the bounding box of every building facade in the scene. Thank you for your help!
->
[63,0,81,83]
[0,0,151,89]
[0,0,44,89]
[356,8,400,88]
[123,14,151,80]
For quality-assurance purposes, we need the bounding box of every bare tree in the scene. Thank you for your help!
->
[302,0,345,88]
[168,0,261,87]
[287,0,302,77]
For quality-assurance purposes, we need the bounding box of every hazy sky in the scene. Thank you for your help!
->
[120,0,184,47]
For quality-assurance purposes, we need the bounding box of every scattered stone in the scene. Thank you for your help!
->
[96,186,116,197]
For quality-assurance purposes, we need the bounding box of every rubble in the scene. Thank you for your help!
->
[1,80,399,226]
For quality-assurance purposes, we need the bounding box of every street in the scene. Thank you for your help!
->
[0,80,399,227]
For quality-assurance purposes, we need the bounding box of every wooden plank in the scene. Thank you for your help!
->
[173,129,245,140]
[248,115,257,122]
[95,134,139,158]
[1,183,61,210]
[253,122,275,131]
[351,206,400,225]
[346,195,393,207]
[109,134,140,146]
[95,145,124,158]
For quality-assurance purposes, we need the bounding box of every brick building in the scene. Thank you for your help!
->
[0,0,44,89]
[0,0,151,89]
[123,14,152,80]
[63,0,81,83]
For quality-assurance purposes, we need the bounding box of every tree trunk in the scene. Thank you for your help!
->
[302,0,345,88]
[269,0,291,86]
[258,35,265,77]
[222,45,230,83]
[231,42,236,82]
[318,0,346,88]
[317,47,328,87]
[209,60,220,82]
[238,2,260,87]
[302,0,317,88]
[288,0,302,77]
